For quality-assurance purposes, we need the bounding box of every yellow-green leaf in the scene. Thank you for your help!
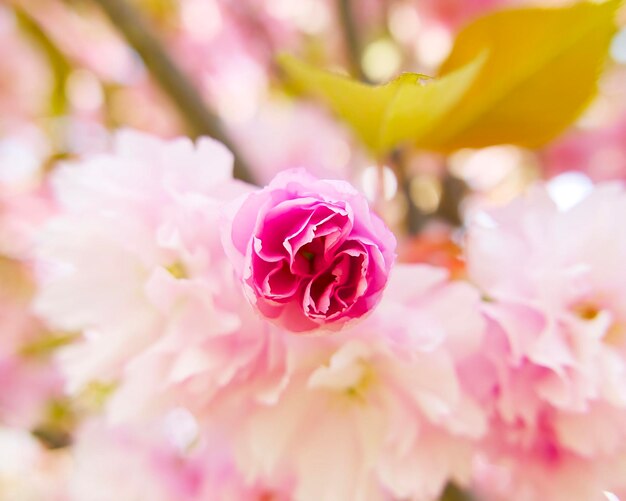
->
[277,53,484,155]
[421,0,621,151]
[378,52,487,152]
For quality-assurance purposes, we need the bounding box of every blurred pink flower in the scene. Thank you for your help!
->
[0,289,60,437]
[0,270,61,429]
[34,129,248,387]
[464,184,626,499]
[0,130,54,260]
[542,115,626,182]
[69,419,289,501]
[70,420,200,501]
[230,100,358,184]
[0,133,63,429]
[417,0,521,29]
[0,426,68,500]
[33,129,290,432]
[0,7,52,126]
[223,168,396,333]
[215,265,486,501]
[104,263,288,424]
[31,129,489,500]
[15,0,135,82]
[0,345,64,429]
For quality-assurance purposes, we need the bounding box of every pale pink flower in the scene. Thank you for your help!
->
[0,127,53,259]
[417,0,522,29]
[0,353,63,429]
[104,267,288,423]
[34,129,257,395]
[69,418,288,501]
[0,259,61,429]
[0,426,69,501]
[215,265,486,501]
[464,183,626,499]
[0,7,52,125]
[542,114,626,182]
[69,420,200,501]
[222,169,396,333]
[33,129,290,449]
[0,147,63,428]
[230,100,359,184]
[15,0,135,83]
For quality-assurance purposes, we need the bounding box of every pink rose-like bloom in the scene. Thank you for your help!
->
[463,183,626,499]
[69,418,291,501]
[224,169,396,332]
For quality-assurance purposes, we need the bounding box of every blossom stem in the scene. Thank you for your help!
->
[88,0,255,184]
[390,149,423,234]
[375,161,386,210]
[337,0,369,82]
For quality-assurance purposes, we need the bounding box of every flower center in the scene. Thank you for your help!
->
[303,242,368,320]
[572,301,626,347]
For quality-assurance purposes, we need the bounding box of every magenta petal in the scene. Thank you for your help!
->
[224,168,396,333]
[305,272,337,316]
[285,204,349,255]
[291,238,325,276]
[257,203,317,260]
[264,260,301,300]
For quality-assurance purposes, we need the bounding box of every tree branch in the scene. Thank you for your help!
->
[337,0,369,82]
[88,0,255,183]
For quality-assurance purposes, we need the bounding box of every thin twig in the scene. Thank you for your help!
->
[391,149,424,234]
[88,0,255,183]
[337,0,369,82]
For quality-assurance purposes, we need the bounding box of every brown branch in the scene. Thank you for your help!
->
[337,0,369,82]
[88,0,255,184]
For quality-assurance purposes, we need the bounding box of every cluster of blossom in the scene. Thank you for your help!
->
[0,129,620,500]
[3,0,626,498]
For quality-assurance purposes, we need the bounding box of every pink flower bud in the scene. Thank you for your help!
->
[223,169,396,332]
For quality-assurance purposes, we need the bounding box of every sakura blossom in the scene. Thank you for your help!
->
[2,0,626,499]
[0,133,64,431]
[464,184,626,500]
[223,168,396,332]
[34,129,258,395]
[213,265,486,501]
[68,418,291,501]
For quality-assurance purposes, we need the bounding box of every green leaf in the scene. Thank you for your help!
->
[277,53,484,155]
[278,1,620,157]
[378,52,487,152]
[421,0,622,151]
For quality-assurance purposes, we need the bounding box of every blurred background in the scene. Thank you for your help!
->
[1,1,626,499]
[1,0,625,241]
